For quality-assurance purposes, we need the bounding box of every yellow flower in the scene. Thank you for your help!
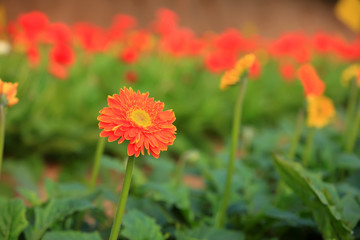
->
[341,64,360,86]
[0,79,18,107]
[307,95,336,128]
[220,54,255,90]
[334,0,360,33]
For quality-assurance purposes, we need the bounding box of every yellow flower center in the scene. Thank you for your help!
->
[130,109,151,127]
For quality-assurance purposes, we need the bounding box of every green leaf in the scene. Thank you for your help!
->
[25,197,94,240]
[0,199,28,240]
[335,154,360,170]
[341,194,360,229]
[264,207,315,227]
[175,226,244,240]
[272,155,353,240]
[142,182,194,224]
[100,155,124,173]
[121,210,165,240]
[42,231,102,240]
[17,187,42,206]
[45,179,89,199]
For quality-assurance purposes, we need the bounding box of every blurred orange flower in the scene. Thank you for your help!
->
[98,87,176,158]
[297,64,325,97]
[0,80,19,107]
[307,95,335,128]
[220,53,255,90]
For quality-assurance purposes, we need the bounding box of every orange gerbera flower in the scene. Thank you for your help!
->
[98,87,176,158]
[307,95,335,128]
[297,64,325,97]
[220,53,255,90]
[0,79,19,107]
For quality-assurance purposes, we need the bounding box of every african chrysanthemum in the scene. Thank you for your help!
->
[220,53,255,90]
[98,87,176,158]
[307,95,335,128]
[0,79,19,107]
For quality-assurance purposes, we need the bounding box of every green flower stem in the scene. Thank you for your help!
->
[343,78,358,146]
[0,105,5,177]
[89,136,106,191]
[302,128,315,167]
[109,155,135,240]
[345,105,360,153]
[288,110,304,160]
[175,155,186,185]
[215,77,247,228]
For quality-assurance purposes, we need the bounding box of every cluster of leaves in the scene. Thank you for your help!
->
[1,121,360,239]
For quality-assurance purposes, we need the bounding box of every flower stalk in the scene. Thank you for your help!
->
[303,127,315,167]
[343,78,358,145]
[109,155,135,240]
[345,104,360,153]
[89,136,106,191]
[215,77,247,228]
[0,105,5,177]
[288,110,304,160]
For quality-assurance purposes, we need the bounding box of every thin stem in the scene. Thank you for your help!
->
[288,110,304,160]
[345,105,360,153]
[174,155,186,185]
[343,78,358,146]
[109,155,135,240]
[0,105,4,177]
[302,128,315,167]
[89,137,106,191]
[215,78,247,228]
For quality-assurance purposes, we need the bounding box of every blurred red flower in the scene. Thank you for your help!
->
[26,44,40,67]
[160,28,195,57]
[204,50,237,73]
[73,23,107,52]
[124,71,138,83]
[18,11,49,42]
[120,48,138,64]
[47,22,72,44]
[48,43,75,79]
[152,8,178,36]
[249,58,261,79]
[107,14,137,43]
[279,63,296,82]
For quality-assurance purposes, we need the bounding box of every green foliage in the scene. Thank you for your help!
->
[273,155,353,240]
[175,226,244,240]
[25,197,94,240]
[142,182,194,224]
[121,210,165,240]
[42,231,102,240]
[0,199,28,240]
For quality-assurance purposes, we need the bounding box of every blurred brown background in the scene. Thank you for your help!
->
[2,0,355,38]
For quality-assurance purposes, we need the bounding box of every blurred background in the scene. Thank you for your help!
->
[2,0,356,38]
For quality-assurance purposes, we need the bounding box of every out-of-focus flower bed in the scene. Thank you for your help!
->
[0,7,360,240]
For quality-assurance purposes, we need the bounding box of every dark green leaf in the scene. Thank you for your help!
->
[273,155,353,240]
[0,199,28,240]
[25,197,94,240]
[176,226,244,240]
[335,154,360,170]
[42,231,102,240]
[121,210,165,240]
